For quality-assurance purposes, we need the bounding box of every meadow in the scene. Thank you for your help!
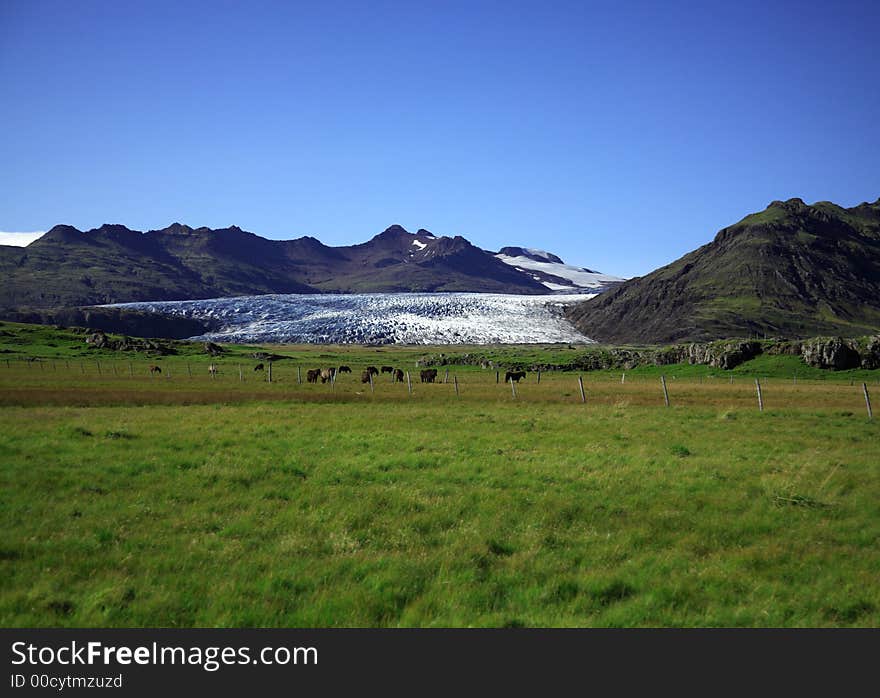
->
[1,322,878,627]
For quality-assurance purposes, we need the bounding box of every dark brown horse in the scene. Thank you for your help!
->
[420,368,438,383]
[306,369,321,383]
[149,365,162,375]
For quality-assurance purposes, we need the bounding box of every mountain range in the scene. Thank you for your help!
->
[0,223,621,311]
[566,197,880,343]
[3,196,880,345]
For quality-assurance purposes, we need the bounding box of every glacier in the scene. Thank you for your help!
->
[105,292,598,344]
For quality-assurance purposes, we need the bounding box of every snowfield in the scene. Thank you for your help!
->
[495,253,624,291]
[106,292,598,344]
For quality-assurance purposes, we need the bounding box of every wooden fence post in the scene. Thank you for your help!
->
[661,375,670,407]
[537,370,541,384]
[621,372,625,384]
[863,383,873,420]
[577,375,586,404]
[268,362,272,383]
[95,361,101,375]
[406,371,413,395]
[368,371,374,394]
[510,377,517,399]
[445,368,449,384]
[496,371,499,384]
[187,363,192,378]
[453,374,459,397]
[239,365,243,382]
[297,366,302,384]
[755,378,764,412]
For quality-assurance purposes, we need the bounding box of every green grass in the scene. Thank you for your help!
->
[1,400,877,627]
[2,322,879,627]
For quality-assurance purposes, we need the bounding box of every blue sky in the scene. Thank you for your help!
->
[1,0,878,277]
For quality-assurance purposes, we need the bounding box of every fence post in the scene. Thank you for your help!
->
[537,370,541,384]
[268,362,272,383]
[239,365,243,382]
[297,366,302,384]
[187,363,192,378]
[755,378,764,412]
[453,374,459,397]
[510,377,517,399]
[445,368,449,384]
[661,375,670,407]
[577,375,586,403]
[864,383,873,420]
[406,371,412,395]
[95,361,101,375]
[496,371,499,384]
[621,372,625,384]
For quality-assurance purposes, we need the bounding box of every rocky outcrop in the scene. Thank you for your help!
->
[800,337,862,370]
[861,336,880,369]
[85,330,176,355]
[415,336,875,372]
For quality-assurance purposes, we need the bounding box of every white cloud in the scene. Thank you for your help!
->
[0,231,46,246]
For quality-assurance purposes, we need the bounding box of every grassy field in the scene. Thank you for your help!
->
[1,322,879,627]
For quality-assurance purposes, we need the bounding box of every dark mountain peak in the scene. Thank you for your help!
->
[415,228,436,238]
[35,225,84,244]
[497,246,565,264]
[375,224,411,238]
[769,197,808,213]
[93,223,135,234]
[164,222,193,234]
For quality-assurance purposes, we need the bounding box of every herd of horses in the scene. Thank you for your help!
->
[146,362,529,384]
[303,365,440,384]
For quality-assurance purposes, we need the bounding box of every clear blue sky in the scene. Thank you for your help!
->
[1,0,878,277]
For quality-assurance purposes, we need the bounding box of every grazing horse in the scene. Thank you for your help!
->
[380,366,393,374]
[505,370,526,383]
[320,367,336,384]
[306,369,321,384]
[253,363,264,372]
[365,366,379,376]
[361,369,374,384]
[392,368,404,383]
[149,365,162,375]
[420,368,438,383]
[337,365,352,374]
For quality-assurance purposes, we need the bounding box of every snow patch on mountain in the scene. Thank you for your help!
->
[106,292,597,344]
[495,252,624,291]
